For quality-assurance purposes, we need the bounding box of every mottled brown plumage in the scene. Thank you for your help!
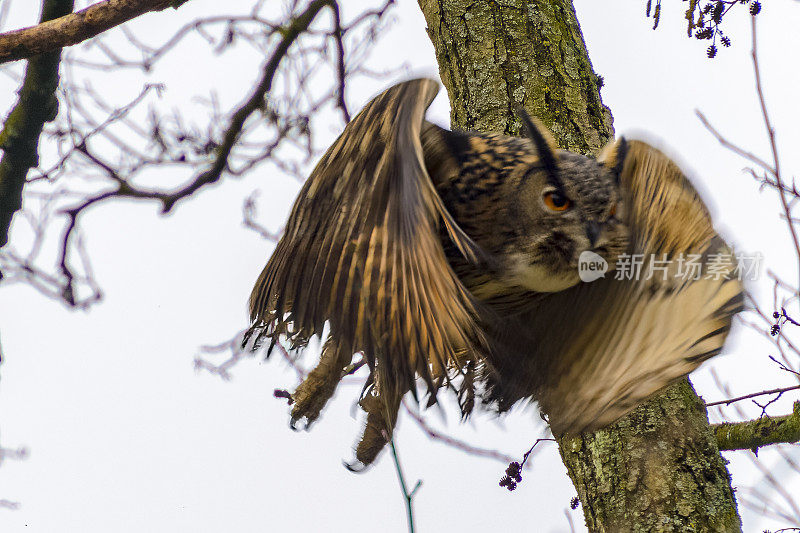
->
[246,79,743,467]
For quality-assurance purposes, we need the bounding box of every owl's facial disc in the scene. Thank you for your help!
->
[508,231,581,292]
[501,152,628,292]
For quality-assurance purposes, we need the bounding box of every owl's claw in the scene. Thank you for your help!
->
[343,459,368,473]
[289,416,313,431]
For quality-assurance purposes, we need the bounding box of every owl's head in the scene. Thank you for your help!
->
[422,115,631,298]
[502,115,631,292]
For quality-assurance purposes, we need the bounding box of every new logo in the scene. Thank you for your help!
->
[578,251,608,282]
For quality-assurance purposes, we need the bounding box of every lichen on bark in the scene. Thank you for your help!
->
[714,401,800,452]
[417,1,742,530]
[559,380,740,532]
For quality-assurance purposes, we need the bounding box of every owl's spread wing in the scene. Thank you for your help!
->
[247,79,487,444]
[486,140,744,436]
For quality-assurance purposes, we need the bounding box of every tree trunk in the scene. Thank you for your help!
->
[416,1,742,531]
[418,0,611,153]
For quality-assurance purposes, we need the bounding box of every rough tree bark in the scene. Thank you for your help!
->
[416,1,742,531]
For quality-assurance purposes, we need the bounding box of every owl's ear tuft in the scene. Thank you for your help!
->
[597,136,629,183]
[516,108,560,185]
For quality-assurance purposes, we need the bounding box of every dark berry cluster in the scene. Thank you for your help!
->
[498,439,555,493]
[648,0,762,58]
[770,308,800,337]
[570,496,580,510]
[499,461,523,491]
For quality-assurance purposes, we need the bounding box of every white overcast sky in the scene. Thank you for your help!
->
[0,0,799,532]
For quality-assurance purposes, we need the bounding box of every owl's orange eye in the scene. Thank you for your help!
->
[543,190,572,212]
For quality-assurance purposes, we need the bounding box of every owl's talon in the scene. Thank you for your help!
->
[343,459,368,473]
[289,417,312,431]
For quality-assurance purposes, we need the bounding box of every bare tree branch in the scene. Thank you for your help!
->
[0,0,74,247]
[0,0,190,65]
[49,0,338,301]
[0,0,398,307]
[328,1,350,123]
[714,401,800,451]
[156,0,335,213]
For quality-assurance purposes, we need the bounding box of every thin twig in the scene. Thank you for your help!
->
[519,438,556,469]
[750,16,800,303]
[52,0,336,300]
[389,438,420,533]
[564,508,576,533]
[158,0,335,213]
[401,400,519,464]
[696,111,775,175]
[705,384,800,407]
[328,1,350,123]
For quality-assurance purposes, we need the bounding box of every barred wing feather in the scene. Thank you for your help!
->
[247,79,486,438]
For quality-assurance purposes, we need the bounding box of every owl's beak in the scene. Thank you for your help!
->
[585,221,601,248]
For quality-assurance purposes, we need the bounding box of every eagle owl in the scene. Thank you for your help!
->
[246,78,743,467]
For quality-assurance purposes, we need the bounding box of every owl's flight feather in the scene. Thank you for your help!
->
[247,79,743,466]
[246,80,490,462]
